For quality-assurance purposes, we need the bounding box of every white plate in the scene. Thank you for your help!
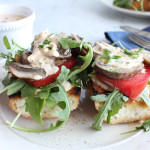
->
[0,59,142,150]
[100,0,150,18]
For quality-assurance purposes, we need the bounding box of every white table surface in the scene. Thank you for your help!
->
[0,0,150,150]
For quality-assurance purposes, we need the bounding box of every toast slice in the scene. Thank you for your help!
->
[9,86,81,119]
[89,80,150,124]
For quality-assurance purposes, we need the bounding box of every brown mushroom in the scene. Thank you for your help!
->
[21,51,32,64]
[9,62,46,80]
[94,60,144,80]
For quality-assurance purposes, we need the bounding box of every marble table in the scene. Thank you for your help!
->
[0,0,150,150]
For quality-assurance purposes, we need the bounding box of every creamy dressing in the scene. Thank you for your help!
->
[28,50,59,79]
[0,14,26,23]
[93,42,143,70]
[28,30,72,80]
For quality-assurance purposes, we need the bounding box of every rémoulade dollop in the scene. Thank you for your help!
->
[9,30,82,81]
[93,42,143,70]
[27,30,73,80]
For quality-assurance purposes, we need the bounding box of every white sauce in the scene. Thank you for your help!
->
[0,14,25,23]
[93,42,143,70]
[28,30,72,80]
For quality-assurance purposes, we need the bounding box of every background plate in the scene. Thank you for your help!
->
[0,59,141,150]
[100,0,150,19]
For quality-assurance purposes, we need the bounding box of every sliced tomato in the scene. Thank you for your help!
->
[25,57,77,87]
[97,66,150,99]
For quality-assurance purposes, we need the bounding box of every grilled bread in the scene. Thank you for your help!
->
[89,79,150,124]
[9,86,81,119]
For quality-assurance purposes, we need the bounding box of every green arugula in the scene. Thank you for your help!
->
[25,96,45,124]
[140,0,144,12]
[113,0,133,8]
[7,81,25,96]
[67,45,93,80]
[122,119,150,134]
[118,41,144,58]
[21,84,37,98]
[58,37,80,49]
[136,119,150,131]
[0,80,25,95]
[92,89,126,130]
[3,36,11,49]
[12,39,27,56]
[0,36,27,69]
[0,53,14,69]
[56,66,70,83]
[107,69,120,73]
[139,87,150,107]
[100,49,121,64]
[39,39,51,48]
[91,94,107,102]
[69,51,93,88]
[2,74,11,86]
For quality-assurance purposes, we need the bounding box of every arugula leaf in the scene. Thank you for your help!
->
[92,89,125,130]
[2,73,15,86]
[67,44,93,80]
[118,41,144,58]
[54,85,70,120]
[47,47,52,50]
[0,80,25,94]
[56,66,70,83]
[122,119,150,134]
[107,69,120,73]
[122,96,129,102]
[113,0,132,8]
[100,49,121,64]
[139,87,150,107]
[46,100,57,110]
[3,36,11,49]
[21,84,37,98]
[12,40,27,52]
[58,37,80,49]
[0,52,14,69]
[39,39,51,48]
[25,96,45,124]
[7,81,25,96]
[91,94,107,102]
[43,39,51,45]
[69,75,81,87]
[110,93,124,116]
[0,36,27,69]
[6,120,65,132]
[140,0,144,12]
[10,105,25,127]
[136,119,150,131]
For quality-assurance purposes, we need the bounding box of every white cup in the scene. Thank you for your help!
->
[0,5,35,53]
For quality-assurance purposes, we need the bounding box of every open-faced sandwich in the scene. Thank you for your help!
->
[113,0,150,11]
[89,41,150,131]
[0,30,93,132]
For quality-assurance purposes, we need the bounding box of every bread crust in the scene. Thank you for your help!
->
[9,86,81,119]
[89,81,150,124]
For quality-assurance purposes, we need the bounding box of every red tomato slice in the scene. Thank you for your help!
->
[97,66,150,99]
[25,57,77,87]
